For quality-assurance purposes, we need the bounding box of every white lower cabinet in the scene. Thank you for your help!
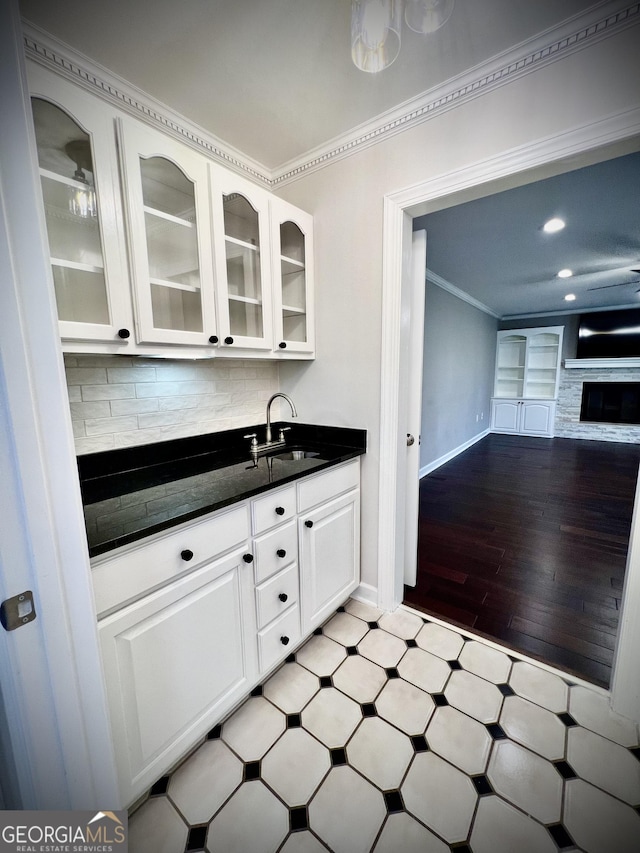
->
[490,398,556,437]
[98,548,258,805]
[298,461,361,633]
[95,458,360,805]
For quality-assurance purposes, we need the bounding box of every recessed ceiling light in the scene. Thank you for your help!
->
[558,269,573,278]
[543,217,565,233]
[564,293,576,301]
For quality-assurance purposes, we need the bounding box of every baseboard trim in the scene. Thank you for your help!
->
[351,582,378,608]
[419,429,490,478]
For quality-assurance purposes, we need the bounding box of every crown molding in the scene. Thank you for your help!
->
[273,0,640,186]
[504,302,640,321]
[426,270,500,319]
[21,21,273,188]
[22,2,639,191]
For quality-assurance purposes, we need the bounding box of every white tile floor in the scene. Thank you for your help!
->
[129,599,640,853]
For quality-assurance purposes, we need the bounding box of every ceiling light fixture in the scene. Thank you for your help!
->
[565,294,576,301]
[351,0,454,73]
[543,217,565,233]
[558,269,573,279]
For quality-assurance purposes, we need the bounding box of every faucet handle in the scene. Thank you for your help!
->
[278,427,292,442]
[244,433,258,447]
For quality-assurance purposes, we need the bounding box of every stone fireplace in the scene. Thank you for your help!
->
[555,366,640,442]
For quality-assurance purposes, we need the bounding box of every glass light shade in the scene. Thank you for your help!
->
[68,169,97,218]
[351,0,401,73]
[405,0,455,34]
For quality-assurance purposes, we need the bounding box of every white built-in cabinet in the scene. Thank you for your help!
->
[27,63,314,359]
[491,326,563,437]
[93,459,360,805]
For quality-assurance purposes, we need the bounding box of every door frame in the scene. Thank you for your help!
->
[377,108,640,720]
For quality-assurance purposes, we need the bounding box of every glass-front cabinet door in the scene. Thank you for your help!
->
[270,198,314,355]
[211,165,273,351]
[118,119,217,347]
[30,89,131,343]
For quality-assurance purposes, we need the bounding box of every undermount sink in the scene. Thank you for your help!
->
[269,448,320,461]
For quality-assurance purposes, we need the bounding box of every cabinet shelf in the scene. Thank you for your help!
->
[226,235,258,252]
[228,294,262,306]
[51,256,104,274]
[143,204,194,228]
[149,276,200,293]
[282,304,306,315]
[281,255,305,269]
[39,166,91,191]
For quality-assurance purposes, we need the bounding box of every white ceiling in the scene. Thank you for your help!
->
[20,0,599,169]
[20,0,640,318]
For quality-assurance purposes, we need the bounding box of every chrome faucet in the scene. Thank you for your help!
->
[265,393,297,443]
[244,393,298,460]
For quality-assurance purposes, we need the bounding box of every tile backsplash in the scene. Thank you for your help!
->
[65,355,280,455]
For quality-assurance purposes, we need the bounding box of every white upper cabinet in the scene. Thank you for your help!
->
[271,197,315,356]
[210,165,273,352]
[27,63,314,359]
[29,71,133,344]
[118,119,218,347]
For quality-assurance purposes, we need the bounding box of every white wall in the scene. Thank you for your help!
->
[276,26,640,593]
[420,283,496,470]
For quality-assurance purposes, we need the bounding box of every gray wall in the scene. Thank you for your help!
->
[420,283,497,470]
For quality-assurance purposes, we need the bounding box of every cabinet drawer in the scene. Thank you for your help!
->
[252,485,296,534]
[258,605,301,673]
[254,520,298,584]
[255,564,299,630]
[297,459,360,513]
[92,503,250,616]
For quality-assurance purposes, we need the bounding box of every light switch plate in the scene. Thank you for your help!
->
[0,590,36,631]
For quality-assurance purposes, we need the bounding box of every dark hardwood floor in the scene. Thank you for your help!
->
[403,433,640,688]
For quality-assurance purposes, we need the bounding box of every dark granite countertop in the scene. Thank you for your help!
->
[79,422,366,558]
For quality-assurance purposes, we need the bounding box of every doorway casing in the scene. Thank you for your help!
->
[377,107,640,721]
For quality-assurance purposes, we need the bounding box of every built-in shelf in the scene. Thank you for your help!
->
[149,276,199,293]
[51,257,104,274]
[565,358,640,369]
[229,294,261,305]
[143,205,194,228]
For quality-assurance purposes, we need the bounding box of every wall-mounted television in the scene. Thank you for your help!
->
[577,308,640,359]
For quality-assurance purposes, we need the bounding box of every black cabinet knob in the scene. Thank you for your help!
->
[117,328,131,339]
[243,553,254,563]
[224,336,234,345]
[305,520,313,528]
[209,335,219,344]
[279,341,287,349]
[275,506,285,516]
[279,593,288,603]
[180,549,194,561]
[280,635,290,645]
[277,549,286,558]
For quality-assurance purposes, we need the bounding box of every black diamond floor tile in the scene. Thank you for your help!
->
[207,724,222,740]
[313,627,323,635]
[630,746,640,762]
[433,693,449,707]
[361,702,377,717]
[471,774,494,795]
[368,621,380,629]
[243,760,261,781]
[553,760,577,780]
[385,667,400,679]
[410,734,429,752]
[405,638,418,648]
[149,776,170,796]
[497,683,515,696]
[250,684,263,697]
[319,675,333,688]
[448,659,462,670]
[558,712,578,727]
[330,747,348,766]
[285,653,296,663]
[289,806,309,832]
[185,825,207,851]
[287,713,302,729]
[486,723,508,740]
[336,606,346,613]
[346,646,359,656]
[546,823,575,848]
[383,790,404,813]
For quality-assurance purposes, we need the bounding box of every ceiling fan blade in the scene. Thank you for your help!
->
[587,280,640,291]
